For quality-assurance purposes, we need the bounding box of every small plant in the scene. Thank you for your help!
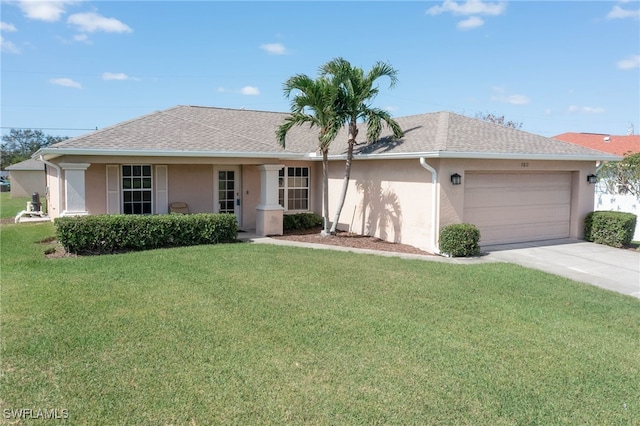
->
[584,211,637,248]
[439,223,481,257]
[283,212,323,231]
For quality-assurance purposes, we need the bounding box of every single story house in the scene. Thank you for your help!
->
[5,158,46,198]
[554,132,640,240]
[34,105,619,253]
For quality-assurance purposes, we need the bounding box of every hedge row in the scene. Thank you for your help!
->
[283,212,323,231]
[584,211,637,248]
[55,213,238,255]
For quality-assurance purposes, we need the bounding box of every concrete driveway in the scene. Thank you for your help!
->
[482,239,640,299]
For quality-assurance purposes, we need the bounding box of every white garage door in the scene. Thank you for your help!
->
[464,172,571,245]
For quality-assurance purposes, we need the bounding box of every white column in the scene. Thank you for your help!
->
[60,163,91,217]
[256,164,284,236]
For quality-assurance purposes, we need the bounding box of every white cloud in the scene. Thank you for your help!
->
[17,0,79,22]
[568,105,605,114]
[50,77,82,89]
[0,22,17,32]
[67,12,132,33]
[260,43,287,55]
[240,86,260,96]
[607,5,640,19]
[218,86,260,95]
[102,72,129,81]
[457,16,484,29]
[427,0,507,16]
[0,35,21,54]
[491,87,530,105]
[617,54,640,70]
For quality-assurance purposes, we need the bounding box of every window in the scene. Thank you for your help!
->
[122,165,153,214]
[279,167,309,211]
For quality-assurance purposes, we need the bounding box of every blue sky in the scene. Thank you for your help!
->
[1,0,639,139]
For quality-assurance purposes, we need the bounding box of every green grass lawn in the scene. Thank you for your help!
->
[0,192,29,219]
[1,223,639,425]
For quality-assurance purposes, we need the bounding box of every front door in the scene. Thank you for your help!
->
[215,166,241,225]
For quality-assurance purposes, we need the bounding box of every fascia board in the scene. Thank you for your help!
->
[318,151,622,162]
[35,148,310,161]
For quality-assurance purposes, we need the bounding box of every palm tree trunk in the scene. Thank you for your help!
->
[321,148,331,236]
[329,122,357,234]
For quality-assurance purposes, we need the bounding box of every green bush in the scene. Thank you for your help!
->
[439,223,481,257]
[584,211,637,248]
[283,212,323,231]
[55,213,238,254]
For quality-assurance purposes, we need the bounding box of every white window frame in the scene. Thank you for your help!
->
[279,166,310,212]
[121,164,154,214]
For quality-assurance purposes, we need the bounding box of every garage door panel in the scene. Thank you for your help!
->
[464,172,571,245]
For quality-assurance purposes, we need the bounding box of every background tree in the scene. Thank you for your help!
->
[597,152,640,197]
[1,129,68,170]
[474,112,523,129]
[320,58,404,234]
[276,74,343,235]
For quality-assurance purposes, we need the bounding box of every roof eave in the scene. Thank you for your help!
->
[34,148,311,161]
[322,151,622,162]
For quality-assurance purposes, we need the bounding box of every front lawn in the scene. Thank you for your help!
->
[1,223,638,424]
[0,192,29,219]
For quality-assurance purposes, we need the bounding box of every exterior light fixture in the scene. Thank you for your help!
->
[587,174,597,184]
[450,173,462,185]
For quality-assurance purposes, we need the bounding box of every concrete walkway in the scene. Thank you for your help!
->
[239,232,640,299]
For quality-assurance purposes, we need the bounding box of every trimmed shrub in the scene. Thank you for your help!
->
[439,223,481,257]
[283,212,323,231]
[584,211,636,248]
[55,213,238,255]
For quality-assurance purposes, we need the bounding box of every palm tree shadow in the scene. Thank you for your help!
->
[354,126,421,155]
[356,179,402,243]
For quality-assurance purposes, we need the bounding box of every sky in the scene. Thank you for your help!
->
[1,0,639,140]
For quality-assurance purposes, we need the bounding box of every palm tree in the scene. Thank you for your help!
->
[276,74,343,235]
[320,58,404,234]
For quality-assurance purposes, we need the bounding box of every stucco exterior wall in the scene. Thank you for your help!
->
[167,164,215,214]
[85,164,106,215]
[327,159,434,251]
[45,166,61,218]
[9,170,46,199]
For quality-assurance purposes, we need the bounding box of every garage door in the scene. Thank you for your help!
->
[463,172,571,245]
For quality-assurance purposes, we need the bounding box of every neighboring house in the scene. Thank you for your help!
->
[34,105,618,253]
[554,132,640,240]
[5,158,46,198]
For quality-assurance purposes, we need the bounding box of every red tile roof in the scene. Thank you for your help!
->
[553,132,640,156]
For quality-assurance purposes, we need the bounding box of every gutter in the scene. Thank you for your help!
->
[311,151,622,162]
[38,155,62,217]
[36,148,309,161]
[419,157,440,255]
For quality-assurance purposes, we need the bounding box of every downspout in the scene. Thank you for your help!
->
[39,155,62,218]
[420,157,440,255]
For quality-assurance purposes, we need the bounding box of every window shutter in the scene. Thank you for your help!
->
[106,165,120,214]
[155,165,168,214]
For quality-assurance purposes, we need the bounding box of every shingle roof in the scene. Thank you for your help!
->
[6,158,45,171]
[553,132,640,156]
[39,105,618,161]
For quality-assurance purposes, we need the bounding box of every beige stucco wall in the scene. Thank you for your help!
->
[324,157,597,252]
[9,170,46,199]
[85,164,106,215]
[45,166,61,218]
[326,159,435,251]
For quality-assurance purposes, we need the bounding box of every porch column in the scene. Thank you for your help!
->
[256,164,284,236]
[60,163,91,217]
